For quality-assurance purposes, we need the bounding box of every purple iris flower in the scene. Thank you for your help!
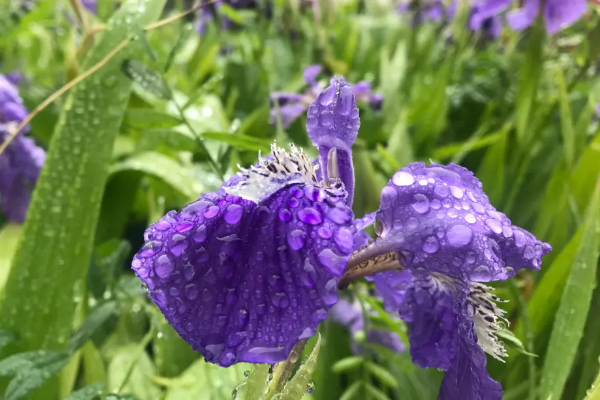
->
[466,0,504,38]
[473,0,587,34]
[329,299,405,355]
[270,65,383,129]
[0,74,45,223]
[81,0,96,13]
[132,73,551,400]
[196,0,261,35]
[397,0,447,25]
[132,77,359,367]
[356,162,551,400]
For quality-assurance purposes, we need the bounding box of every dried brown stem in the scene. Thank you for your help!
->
[338,251,403,290]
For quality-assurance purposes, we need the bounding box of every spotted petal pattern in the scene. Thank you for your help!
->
[376,162,551,281]
[132,182,355,367]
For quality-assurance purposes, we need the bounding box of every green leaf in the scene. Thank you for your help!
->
[107,345,160,400]
[69,302,118,353]
[584,360,600,400]
[0,0,168,375]
[136,127,197,152]
[0,331,17,354]
[61,383,104,400]
[163,23,193,73]
[339,381,362,400]
[556,67,575,169]
[0,351,68,378]
[365,361,398,389]
[122,60,172,100]
[125,108,181,130]
[109,151,203,201]
[364,383,392,400]
[202,132,271,152]
[152,314,198,378]
[332,356,364,374]
[0,224,22,296]
[3,352,70,400]
[272,335,321,400]
[242,364,270,400]
[539,180,600,400]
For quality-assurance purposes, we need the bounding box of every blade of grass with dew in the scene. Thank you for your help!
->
[0,224,22,297]
[0,0,167,395]
[539,178,600,400]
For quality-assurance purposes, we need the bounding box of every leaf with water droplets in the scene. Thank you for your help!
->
[0,1,167,399]
[1,351,70,400]
[539,179,600,400]
[122,60,171,100]
[495,329,537,358]
[0,331,17,354]
[272,335,321,400]
[242,364,270,400]
[61,383,104,400]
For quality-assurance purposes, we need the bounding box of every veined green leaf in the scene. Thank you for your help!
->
[2,352,70,400]
[539,180,600,400]
[61,383,104,400]
[0,1,167,398]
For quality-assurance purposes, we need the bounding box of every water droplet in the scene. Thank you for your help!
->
[422,236,439,253]
[287,229,307,250]
[431,199,441,209]
[472,203,485,214]
[278,208,292,222]
[447,225,472,247]
[321,279,338,305]
[317,226,332,239]
[334,227,353,254]
[392,171,414,186]
[217,259,235,279]
[155,220,172,231]
[140,241,162,257]
[447,208,458,218]
[204,206,220,218]
[434,185,449,198]
[317,249,347,275]
[485,219,502,234]
[169,234,189,256]
[306,379,316,394]
[224,204,243,224]
[406,217,419,230]
[380,186,397,209]
[450,186,464,199]
[326,206,352,224]
[514,229,527,247]
[411,194,430,214]
[301,260,317,287]
[503,226,513,237]
[185,284,198,300]
[465,213,476,224]
[298,208,323,225]
[202,288,212,301]
[244,370,250,378]
[176,221,194,233]
[155,254,174,278]
[193,225,207,243]
[271,292,290,308]
[523,246,535,260]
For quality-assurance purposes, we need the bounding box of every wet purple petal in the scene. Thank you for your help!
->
[375,162,552,281]
[544,0,587,34]
[370,270,413,312]
[132,145,354,367]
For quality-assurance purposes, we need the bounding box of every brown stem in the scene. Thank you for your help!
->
[338,251,403,290]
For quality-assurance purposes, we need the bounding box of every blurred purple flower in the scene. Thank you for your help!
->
[363,162,551,400]
[398,0,447,24]
[132,78,359,367]
[0,73,45,223]
[81,0,96,13]
[270,65,383,129]
[329,299,405,355]
[195,0,263,35]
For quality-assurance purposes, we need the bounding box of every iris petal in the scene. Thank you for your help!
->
[132,178,354,366]
[375,162,551,281]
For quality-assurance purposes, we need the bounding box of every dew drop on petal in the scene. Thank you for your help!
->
[447,225,473,247]
[287,229,307,250]
[298,208,323,225]
[140,241,162,257]
[434,185,449,198]
[224,204,244,224]
[204,206,220,219]
[278,208,292,222]
[155,254,174,278]
[392,171,414,187]
[422,236,440,254]
[485,219,503,234]
[411,194,430,214]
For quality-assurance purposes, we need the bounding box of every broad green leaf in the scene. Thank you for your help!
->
[0,0,168,373]
[365,361,398,389]
[3,352,70,400]
[332,356,363,374]
[556,67,575,169]
[539,181,600,400]
[109,151,203,201]
[61,383,104,400]
[0,351,68,378]
[272,335,321,400]
[82,342,107,388]
[0,224,22,297]
[123,60,172,100]
[107,345,160,400]
[69,302,118,353]
[202,132,271,152]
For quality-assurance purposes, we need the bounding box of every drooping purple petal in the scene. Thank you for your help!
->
[543,0,587,34]
[469,0,512,29]
[132,144,355,367]
[307,77,360,206]
[374,162,552,281]
[370,270,413,312]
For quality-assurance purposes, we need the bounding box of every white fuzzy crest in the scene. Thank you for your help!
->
[223,142,319,203]
[469,282,509,362]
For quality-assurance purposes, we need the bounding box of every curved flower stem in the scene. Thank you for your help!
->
[338,251,403,290]
[266,338,309,398]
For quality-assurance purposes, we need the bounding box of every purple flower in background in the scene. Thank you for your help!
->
[270,65,383,129]
[329,299,405,355]
[467,0,504,38]
[195,0,262,35]
[397,0,448,25]
[473,0,588,34]
[81,0,96,13]
[132,78,359,367]
[0,74,45,223]
[361,162,551,400]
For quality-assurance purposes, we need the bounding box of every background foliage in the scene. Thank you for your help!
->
[0,0,600,399]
